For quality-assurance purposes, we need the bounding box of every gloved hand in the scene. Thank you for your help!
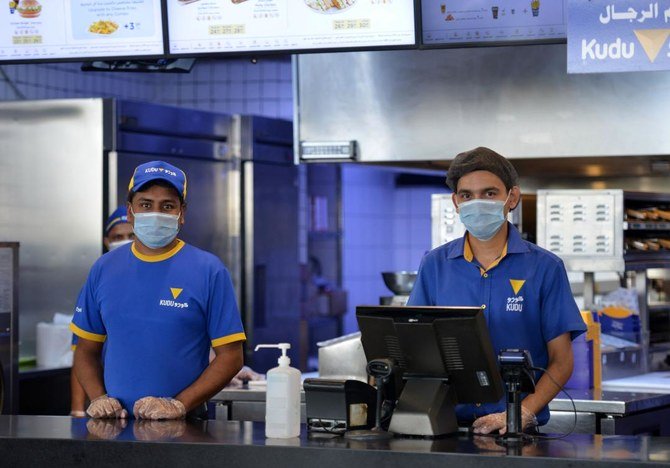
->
[86,418,127,440]
[133,420,186,441]
[133,397,186,420]
[472,406,537,435]
[86,394,128,419]
[227,366,263,388]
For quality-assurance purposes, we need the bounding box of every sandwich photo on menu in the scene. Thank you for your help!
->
[16,0,42,18]
[305,0,356,12]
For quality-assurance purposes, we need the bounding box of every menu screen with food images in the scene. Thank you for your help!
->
[421,0,566,45]
[167,0,416,55]
[0,0,164,62]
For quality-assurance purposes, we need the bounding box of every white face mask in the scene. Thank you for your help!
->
[108,239,133,251]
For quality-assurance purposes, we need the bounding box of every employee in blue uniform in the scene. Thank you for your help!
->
[71,161,246,420]
[408,147,586,434]
[70,206,135,417]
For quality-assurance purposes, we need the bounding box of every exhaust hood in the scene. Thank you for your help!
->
[294,44,670,176]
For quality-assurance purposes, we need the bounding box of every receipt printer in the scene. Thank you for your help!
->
[304,378,376,433]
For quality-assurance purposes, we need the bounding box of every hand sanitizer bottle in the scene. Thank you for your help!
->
[255,343,301,438]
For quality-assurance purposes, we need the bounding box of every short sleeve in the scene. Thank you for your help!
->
[540,260,587,342]
[208,265,246,347]
[407,256,434,306]
[70,267,107,343]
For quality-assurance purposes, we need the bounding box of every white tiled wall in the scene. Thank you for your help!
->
[341,164,444,334]
[0,57,293,118]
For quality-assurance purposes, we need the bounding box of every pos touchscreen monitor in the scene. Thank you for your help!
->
[356,305,504,437]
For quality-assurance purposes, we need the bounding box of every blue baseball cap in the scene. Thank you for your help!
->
[128,160,188,200]
[105,206,128,236]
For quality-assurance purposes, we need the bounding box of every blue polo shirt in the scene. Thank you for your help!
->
[71,240,246,414]
[408,223,585,425]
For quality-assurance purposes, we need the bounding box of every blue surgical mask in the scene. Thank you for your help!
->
[132,210,181,249]
[457,192,510,241]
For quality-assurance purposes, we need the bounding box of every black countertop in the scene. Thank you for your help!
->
[1,415,670,467]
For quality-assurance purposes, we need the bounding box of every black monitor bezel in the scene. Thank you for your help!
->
[356,305,504,405]
[418,0,567,49]
[0,0,170,65]
[163,0,421,59]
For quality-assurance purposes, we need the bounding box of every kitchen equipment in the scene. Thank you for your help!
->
[295,47,669,166]
[0,100,301,371]
[537,190,624,273]
[537,190,670,381]
[381,271,417,295]
[380,271,416,307]
[304,378,376,434]
[0,243,18,414]
[317,333,367,382]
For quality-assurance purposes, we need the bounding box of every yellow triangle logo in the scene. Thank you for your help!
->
[510,279,525,295]
[170,288,183,300]
[633,29,670,63]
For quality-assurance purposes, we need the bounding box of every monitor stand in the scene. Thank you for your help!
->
[388,379,457,437]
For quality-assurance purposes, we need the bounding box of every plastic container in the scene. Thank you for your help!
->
[566,311,601,390]
[255,343,301,438]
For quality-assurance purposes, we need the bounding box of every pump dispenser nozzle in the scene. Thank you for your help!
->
[255,343,291,366]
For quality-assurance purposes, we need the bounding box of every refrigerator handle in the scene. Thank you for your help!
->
[253,264,266,328]
[0,359,4,413]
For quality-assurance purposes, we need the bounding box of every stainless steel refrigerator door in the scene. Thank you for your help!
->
[0,99,105,357]
[243,160,301,372]
[0,243,19,414]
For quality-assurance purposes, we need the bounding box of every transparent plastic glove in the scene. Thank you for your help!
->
[86,394,128,419]
[86,418,127,440]
[133,397,186,420]
[133,420,187,441]
[472,411,506,435]
[236,366,262,382]
[228,366,263,387]
[472,406,537,435]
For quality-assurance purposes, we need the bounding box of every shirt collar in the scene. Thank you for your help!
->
[131,239,185,262]
[447,222,529,261]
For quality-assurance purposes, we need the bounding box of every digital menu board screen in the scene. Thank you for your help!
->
[0,0,165,63]
[421,0,566,46]
[167,0,417,55]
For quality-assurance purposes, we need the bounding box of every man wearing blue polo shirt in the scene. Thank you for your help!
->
[71,161,246,420]
[408,147,586,434]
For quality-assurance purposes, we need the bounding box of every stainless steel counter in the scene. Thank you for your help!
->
[546,389,670,436]
[1,415,670,468]
[549,389,670,414]
[213,387,670,436]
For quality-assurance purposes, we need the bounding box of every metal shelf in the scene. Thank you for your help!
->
[649,343,670,353]
[624,252,670,270]
[601,344,642,353]
[623,191,670,203]
[624,221,670,230]
[649,302,670,312]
